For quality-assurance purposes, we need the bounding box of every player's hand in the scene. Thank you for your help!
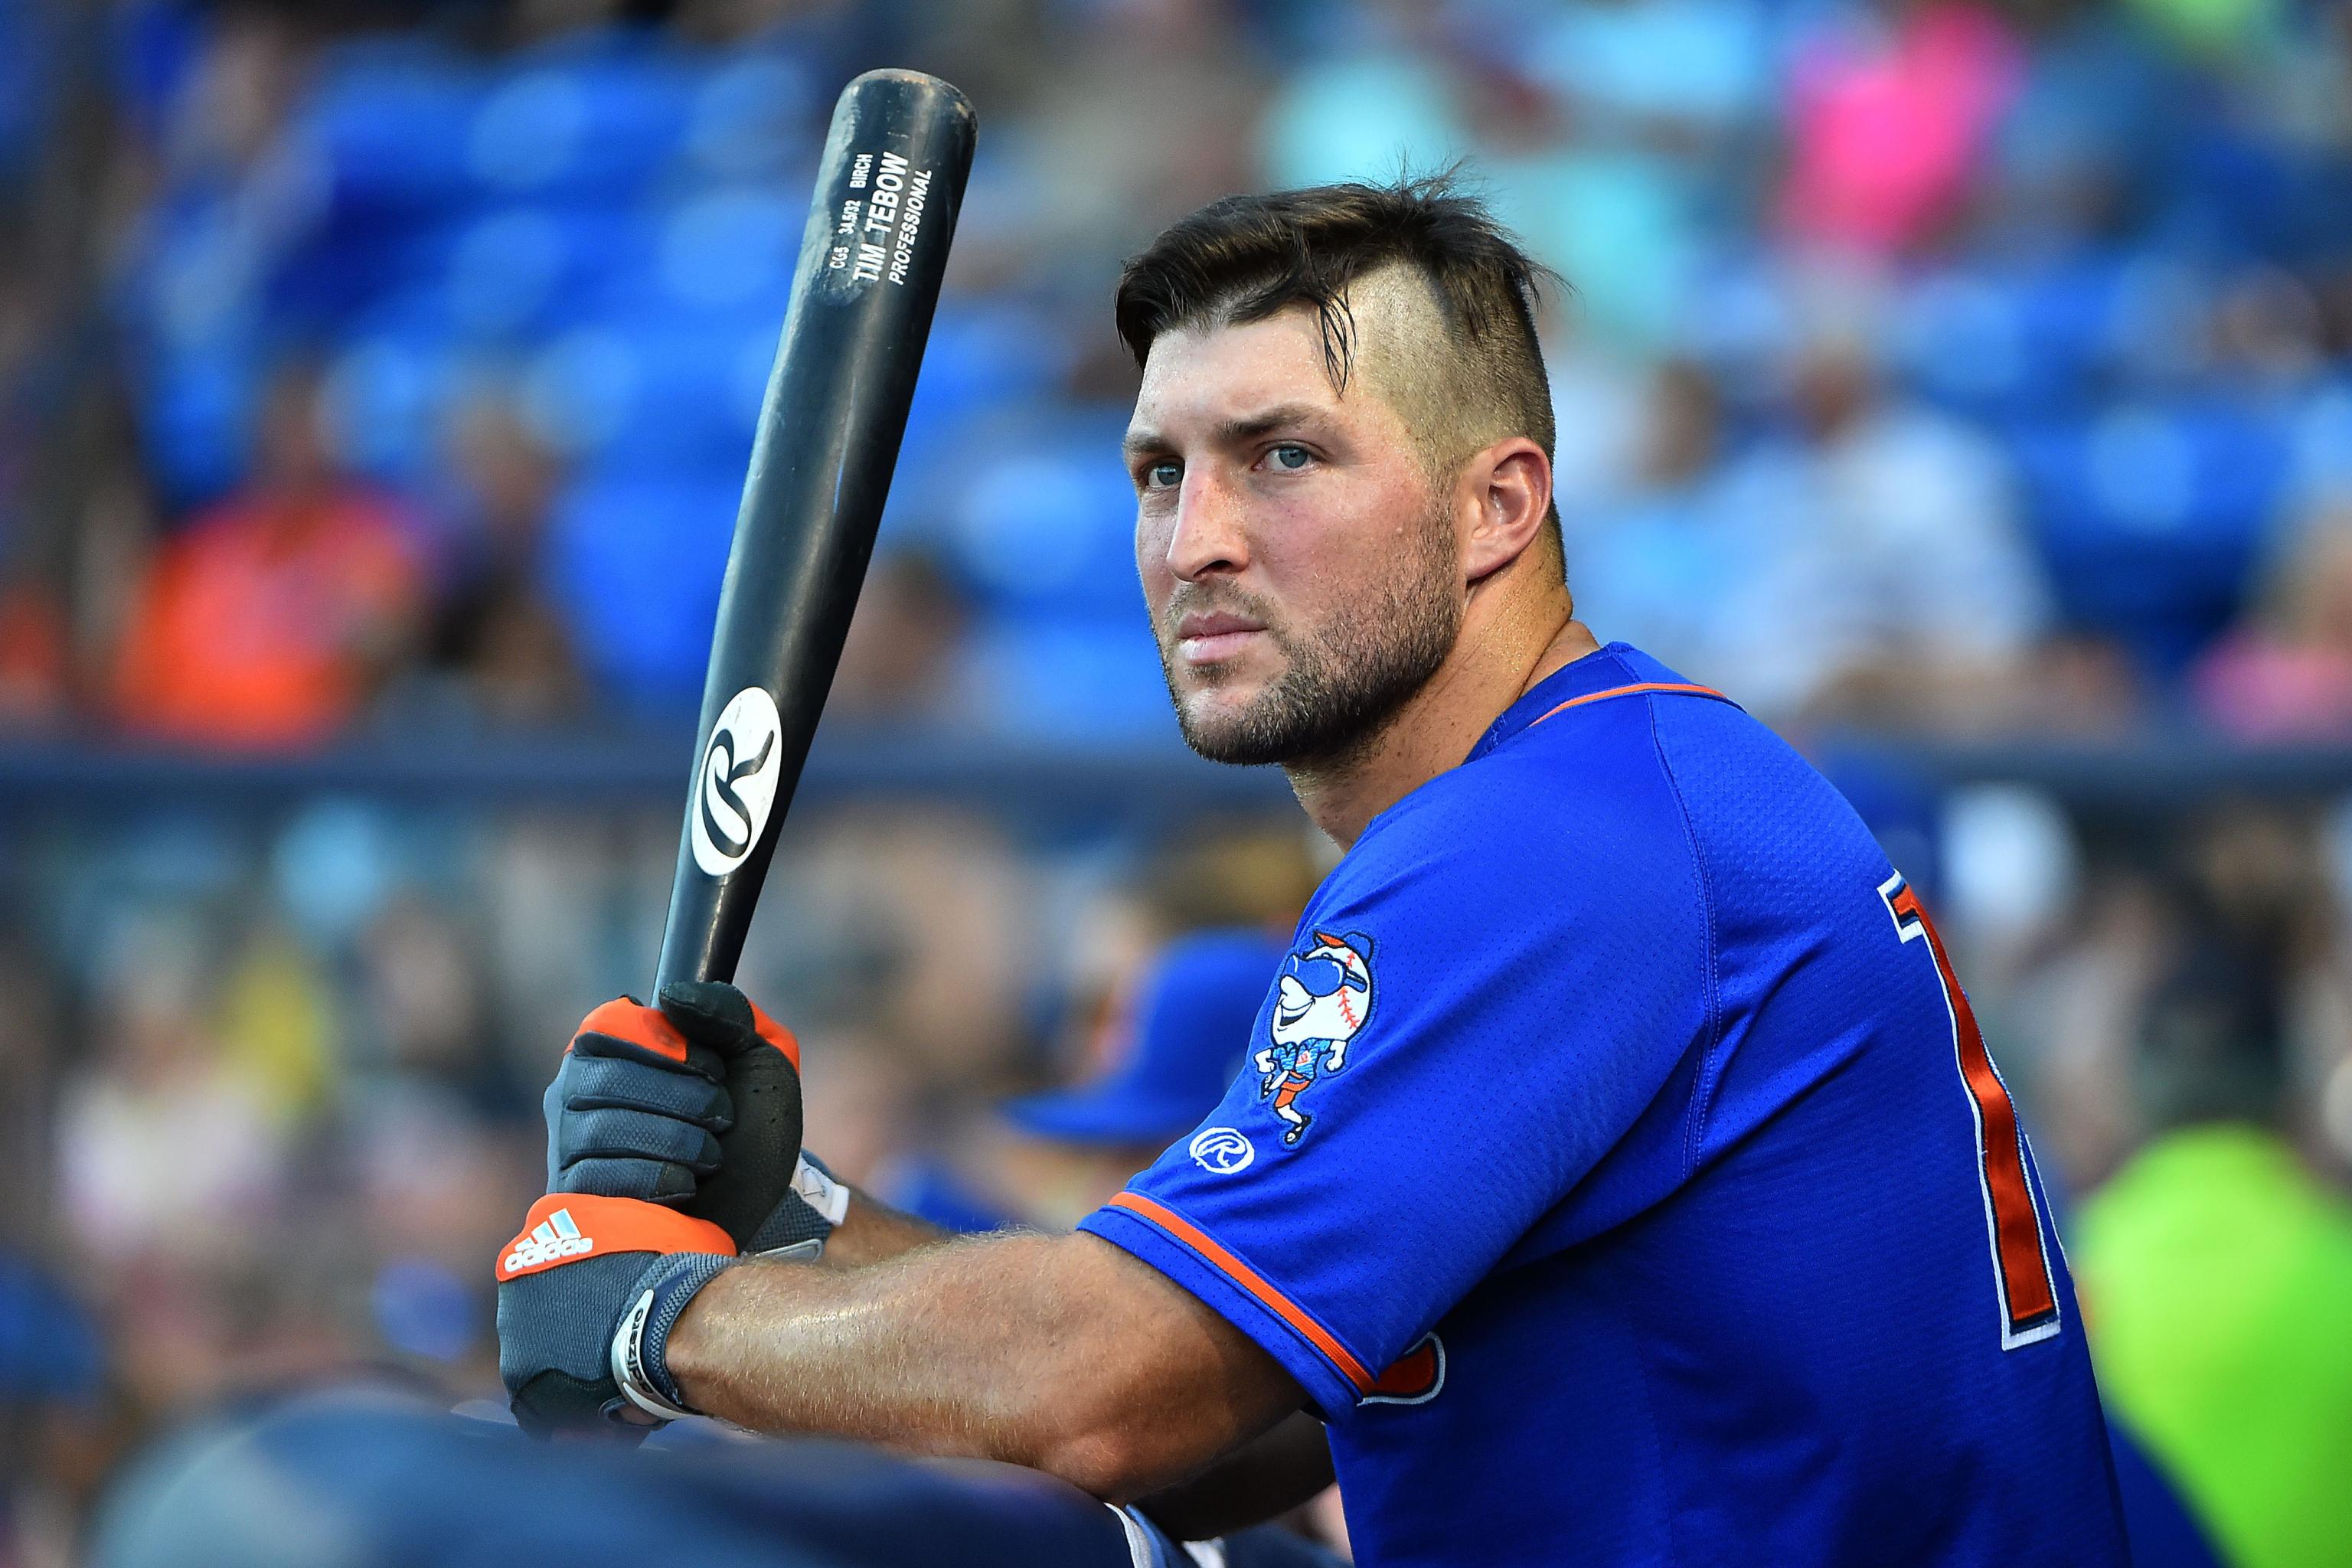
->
[494,1193,735,1436]
[544,982,840,1255]
[544,998,733,1206]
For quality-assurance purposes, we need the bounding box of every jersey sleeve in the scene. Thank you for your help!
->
[1078,766,1717,1417]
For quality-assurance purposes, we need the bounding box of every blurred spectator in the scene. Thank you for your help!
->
[1565,358,1772,681]
[828,550,971,724]
[2194,500,2352,738]
[415,397,583,727]
[54,913,289,1266]
[1577,332,2054,720]
[111,362,425,746]
[997,928,1287,1227]
[1746,328,2054,722]
[1781,1,2023,256]
[750,807,1037,1089]
[0,574,67,729]
[0,1250,109,1568]
[2074,931,2352,1568]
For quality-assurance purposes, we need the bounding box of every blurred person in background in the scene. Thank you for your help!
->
[839,825,1321,1233]
[2073,921,2352,1568]
[1779,0,2022,256]
[0,1248,109,1568]
[2194,499,2352,739]
[996,928,1289,1230]
[55,910,289,1269]
[110,359,426,747]
[824,549,972,726]
[410,395,584,727]
[0,933,111,1568]
[1573,329,2054,724]
[1562,358,1768,688]
[1738,327,2054,724]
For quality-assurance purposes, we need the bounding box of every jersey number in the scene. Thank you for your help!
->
[1880,874,2061,1349]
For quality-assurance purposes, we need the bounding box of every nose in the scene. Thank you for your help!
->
[1165,467,1250,583]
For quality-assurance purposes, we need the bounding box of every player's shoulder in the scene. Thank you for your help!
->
[1374,645,1722,836]
[1320,645,1718,918]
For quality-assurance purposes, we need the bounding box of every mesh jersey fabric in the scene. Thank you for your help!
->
[1081,643,2127,1568]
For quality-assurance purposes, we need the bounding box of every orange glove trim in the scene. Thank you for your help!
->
[495,1193,736,1282]
[747,999,802,1072]
[574,998,692,1065]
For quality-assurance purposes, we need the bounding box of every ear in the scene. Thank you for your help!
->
[1459,436,1553,585]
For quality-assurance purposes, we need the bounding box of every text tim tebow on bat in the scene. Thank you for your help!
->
[655,70,974,1241]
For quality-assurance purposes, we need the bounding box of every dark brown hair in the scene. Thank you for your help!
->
[1114,174,1561,520]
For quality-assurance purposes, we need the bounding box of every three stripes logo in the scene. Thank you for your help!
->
[503,1207,595,1273]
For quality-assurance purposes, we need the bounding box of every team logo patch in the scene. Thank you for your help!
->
[1254,930,1374,1147]
[691,686,783,877]
[1189,1126,1255,1174]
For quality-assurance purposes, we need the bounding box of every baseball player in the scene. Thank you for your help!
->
[495,177,2128,1566]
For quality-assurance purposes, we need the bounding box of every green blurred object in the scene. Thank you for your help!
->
[2076,1125,2352,1568]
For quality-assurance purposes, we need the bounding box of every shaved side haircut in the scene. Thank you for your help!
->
[1115,173,1564,557]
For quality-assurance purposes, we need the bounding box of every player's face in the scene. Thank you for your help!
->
[1126,309,1462,767]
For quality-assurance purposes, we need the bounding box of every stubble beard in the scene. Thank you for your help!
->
[1155,503,1462,772]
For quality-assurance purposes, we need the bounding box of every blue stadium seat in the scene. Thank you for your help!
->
[654,188,798,313]
[136,342,258,511]
[959,614,1172,741]
[297,40,481,220]
[1897,256,2124,420]
[436,203,652,341]
[2015,398,2292,674]
[546,469,742,704]
[680,51,823,181]
[937,412,1140,619]
[466,34,701,201]
[322,318,461,485]
[521,312,771,472]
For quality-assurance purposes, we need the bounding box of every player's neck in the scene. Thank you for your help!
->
[1286,590,1597,850]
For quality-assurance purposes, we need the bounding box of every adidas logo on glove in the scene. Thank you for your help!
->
[503,1208,594,1272]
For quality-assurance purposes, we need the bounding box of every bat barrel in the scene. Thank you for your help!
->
[654,70,976,995]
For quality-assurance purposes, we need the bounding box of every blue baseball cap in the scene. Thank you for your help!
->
[1004,929,1285,1147]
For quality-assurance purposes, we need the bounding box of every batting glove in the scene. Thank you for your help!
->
[544,982,846,1256]
[495,1193,736,1436]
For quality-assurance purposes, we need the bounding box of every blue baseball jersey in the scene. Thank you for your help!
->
[1080,644,2126,1567]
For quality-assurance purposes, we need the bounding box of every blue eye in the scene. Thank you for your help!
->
[1145,460,1181,489]
[1269,444,1312,472]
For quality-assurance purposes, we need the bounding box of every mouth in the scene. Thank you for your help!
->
[1174,610,1267,666]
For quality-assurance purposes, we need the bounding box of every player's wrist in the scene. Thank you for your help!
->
[655,1257,751,1416]
[608,1250,740,1423]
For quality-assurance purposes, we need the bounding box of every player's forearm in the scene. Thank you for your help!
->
[665,1230,1296,1499]
[1135,1409,1334,1540]
[815,1188,956,1269]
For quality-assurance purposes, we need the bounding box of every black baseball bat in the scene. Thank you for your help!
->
[655,70,975,998]
[648,72,972,1245]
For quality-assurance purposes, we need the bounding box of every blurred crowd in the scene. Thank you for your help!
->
[2,0,2352,1565]
[1,0,2351,740]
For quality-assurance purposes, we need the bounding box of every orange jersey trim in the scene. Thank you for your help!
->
[1524,681,1730,730]
[1107,1192,1374,1393]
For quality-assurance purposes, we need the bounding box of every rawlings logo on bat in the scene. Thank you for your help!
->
[692,686,784,877]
